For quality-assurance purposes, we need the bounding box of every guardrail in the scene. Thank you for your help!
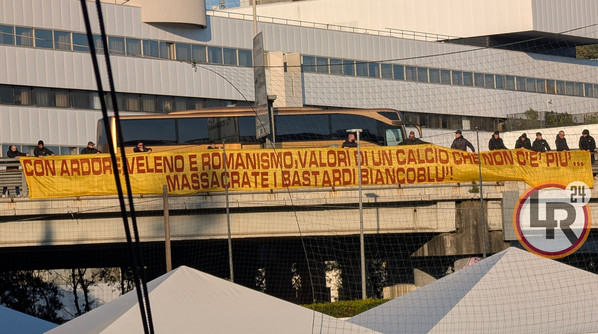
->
[207,10,460,42]
[0,157,27,198]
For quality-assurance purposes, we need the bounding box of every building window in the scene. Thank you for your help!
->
[238,49,252,67]
[556,81,565,95]
[330,58,343,75]
[484,74,495,89]
[515,77,526,91]
[126,38,142,57]
[462,72,473,86]
[474,73,484,87]
[223,48,237,65]
[526,78,536,92]
[54,31,71,51]
[417,67,428,83]
[429,68,440,83]
[192,45,207,63]
[124,94,140,111]
[108,36,125,55]
[495,75,504,89]
[393,65,404,80]
[176,43,191,62]
[143,40,159,58]
[536,79,546,93]
[302,56,316,73]
[381,63,392,79]
[585,84,593,98]
[368,63,380,78]
[343,60,354,76]
[14,87,33,105]
[0,85,14,104]
[15,27,33,47]
[34,29,53,49]
[452,71,462,85]
[316,57,328,74]
[356,62,368,77]
[72,90,90,109]
[574,82,583,96]
[157,96,173,113]
[72,33,89,52]
[54,90,70,108]
[141,95,156,112]
[440,70,451,85]
[594,85,598,98]
[0,25,14,45]
[405,66,416,81]
[159,41,173,59]
[565,82,574,95]
[546,80,556,94]
[208,46,223,64]
[93,35,103,54]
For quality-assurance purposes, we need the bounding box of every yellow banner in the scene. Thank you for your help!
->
[21,144,593,198]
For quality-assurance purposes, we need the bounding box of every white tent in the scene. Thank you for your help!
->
[0,305,57,333]
[349,247,598,333]
[47,266,379,334]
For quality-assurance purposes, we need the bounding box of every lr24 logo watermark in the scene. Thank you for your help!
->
[513,181,592,259]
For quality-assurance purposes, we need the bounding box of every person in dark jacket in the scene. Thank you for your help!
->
[33,140,54,157]
[342,133,358,148]
[81,141,101,154]
[555,130,569,151]
[2,145,29,197]
[532,132,551,152]
[133,141,152,153]
[450,130,475,152]
[488,131,507,150]
[398,131,427,145]
[515,133,532,150]
[580,129,596,164]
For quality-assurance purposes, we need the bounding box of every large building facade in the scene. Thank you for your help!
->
[1,0,598,154]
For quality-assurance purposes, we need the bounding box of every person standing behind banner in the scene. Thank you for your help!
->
[515,133,532,150]
[398,131,427,145]
[2,145,28,197]
[450,130,475,152]
[133,141,152,153]
[81,141,101,154]
[580,129,596,164]
[532,132,551,152]
[342,133,358,148]
[555,130,569,151]
[488,131,507,150]
[34,140,54,157]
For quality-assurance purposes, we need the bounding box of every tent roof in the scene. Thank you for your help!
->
[47,266,379,334]
[349,247,598,333]
[0,305,57,333]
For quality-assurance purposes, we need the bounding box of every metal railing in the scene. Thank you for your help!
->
[207,10,461,42]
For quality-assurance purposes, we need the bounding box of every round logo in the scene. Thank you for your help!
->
[513,182,592,259]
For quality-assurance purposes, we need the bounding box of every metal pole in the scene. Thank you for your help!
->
[475,128,487,258]
[252,0,257,36]
[348,129,366,299]
[162,185,172,272]
[223,142,234,282]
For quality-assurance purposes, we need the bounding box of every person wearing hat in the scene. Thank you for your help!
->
[532,132,551,152]
[488,131,507,150]
[515,133,532,150]
[555,130,569,151]
[398,131,427,145]
[33,140,55,157]
[81,141,101,154]
[579,129,596,164]
[450,130,475,152]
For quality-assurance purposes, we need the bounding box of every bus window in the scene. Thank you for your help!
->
[330,114,384,145]
[121,119,176,146]
[275,114,330,142]
[238,116,258,143]
[178,118,209,144]
[207,117,239,143]
[385,128,403,146]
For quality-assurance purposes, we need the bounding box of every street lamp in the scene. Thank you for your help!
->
[347,129,366,299]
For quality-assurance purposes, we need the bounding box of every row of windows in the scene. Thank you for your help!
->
[403,112,500,132]
[302,56,598,98]
[0,24,253,67]
[0,85,247,112]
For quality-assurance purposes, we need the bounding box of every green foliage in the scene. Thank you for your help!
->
[302,298,389,318]
[0,270,64,323]
[577,44,598,59]
[545,111,574,127]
